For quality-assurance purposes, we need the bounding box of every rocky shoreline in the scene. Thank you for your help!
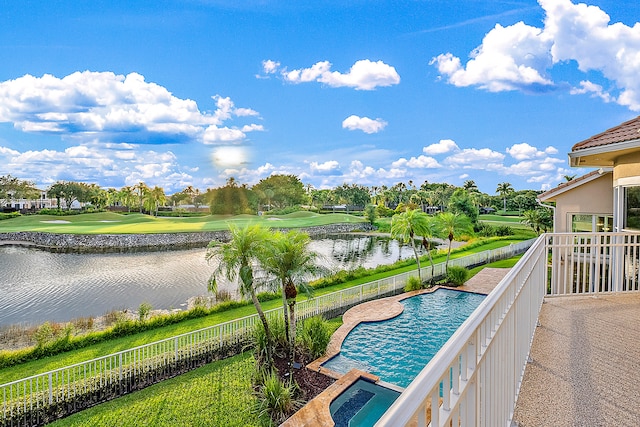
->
[0,222,375,253]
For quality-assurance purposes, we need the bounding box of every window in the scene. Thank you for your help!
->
[571,214,613,232]
[625,187,640,230]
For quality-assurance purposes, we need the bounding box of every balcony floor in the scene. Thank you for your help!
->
[513,293,640,427]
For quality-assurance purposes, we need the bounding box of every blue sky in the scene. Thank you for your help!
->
[1,0,639,195]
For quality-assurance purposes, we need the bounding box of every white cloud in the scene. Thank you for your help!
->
[423,139,459,155]
[432,21,554,92]
[432,0,640,110]
[0,142,192,192]
[279,59,400,90]
[262,60,280,74]
[570,80,613,103]
[391,155,441,169]
[459,174,470,179]
[310,160,341,175]
[342,115,388,134]
[506,142,558,160]
[0,71,261,145]
[444,148,505,166]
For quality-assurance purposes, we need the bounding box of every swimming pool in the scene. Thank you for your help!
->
[322,288,486,388]
[329,379,400,427]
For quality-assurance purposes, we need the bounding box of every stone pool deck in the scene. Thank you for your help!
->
[283,268,510,427]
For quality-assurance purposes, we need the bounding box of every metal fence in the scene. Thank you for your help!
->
[1,238,534,426]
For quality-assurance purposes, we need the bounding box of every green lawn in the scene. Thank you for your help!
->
[0,211,367,234]
[49,352,259,427]
[49,316,345,427]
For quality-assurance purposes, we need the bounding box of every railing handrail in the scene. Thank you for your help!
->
[0,238,534,389]
[376,235,544,425]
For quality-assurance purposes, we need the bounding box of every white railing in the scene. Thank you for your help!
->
[547,232,640,296]
[0,239,534,426]
[377,232,640,427]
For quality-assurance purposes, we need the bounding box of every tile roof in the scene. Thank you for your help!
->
[572,115,640,151]
[537,169,611,201]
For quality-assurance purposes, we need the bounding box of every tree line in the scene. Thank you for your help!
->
[0,174,549,223]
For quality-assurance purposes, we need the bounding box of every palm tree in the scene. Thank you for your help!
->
[144,186,166,216]
[133,182,150,213]
[260,230,325,372]
[206,224,274,368]
[391,209,431,282]
[117,186,136,212]
[496,182,514,213]
[436,212,472,271]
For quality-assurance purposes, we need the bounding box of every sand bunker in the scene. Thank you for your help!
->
[40,220,71,224]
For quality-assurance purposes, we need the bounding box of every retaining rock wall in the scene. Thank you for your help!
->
[0,223,374,253]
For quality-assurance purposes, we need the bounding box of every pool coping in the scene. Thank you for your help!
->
[283,268,510,426]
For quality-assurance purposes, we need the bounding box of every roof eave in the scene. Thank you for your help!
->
[569,138,640,167]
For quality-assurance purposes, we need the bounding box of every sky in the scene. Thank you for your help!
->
[1,0,640,196]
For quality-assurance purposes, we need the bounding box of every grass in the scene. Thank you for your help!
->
[0,237,532,384]
[47,317,343,427]
[49,352,259,427]
[467,254,523,279]
[0,211,367,234]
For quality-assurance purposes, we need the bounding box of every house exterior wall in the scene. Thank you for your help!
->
[552,173,613,233]
[613,151,640,186]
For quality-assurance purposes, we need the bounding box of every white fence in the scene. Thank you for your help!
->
[377,232,640,427]
[0,239,534,426]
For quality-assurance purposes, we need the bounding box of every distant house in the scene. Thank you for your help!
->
[3,190,53,212]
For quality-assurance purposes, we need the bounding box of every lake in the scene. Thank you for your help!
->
[0,234,422,326]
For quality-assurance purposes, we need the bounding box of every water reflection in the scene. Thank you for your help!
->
[0,234,420,326]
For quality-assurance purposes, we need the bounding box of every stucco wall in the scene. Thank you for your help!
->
[553,173,613,232]
[613,151,640,186]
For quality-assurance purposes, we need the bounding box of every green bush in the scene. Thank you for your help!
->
[138,302,152,322]
[297,316,331,360]
[446,266,470,287]
[33,322,55,348]
[404,275,423,292]
[254,369,299,425]
[0,212,20,220]
[253,317,287,363]
[495,225,514,236]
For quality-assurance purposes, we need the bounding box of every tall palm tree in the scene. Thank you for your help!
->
[206,224,274,368]
[391,209,431,282]
[144,186,166,216]
[436,212,472,271]
[496,182,514,213]
[117,186,136,212]
[133,181,150,213]
[260,230,325,372]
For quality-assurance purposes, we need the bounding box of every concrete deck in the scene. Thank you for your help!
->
[513,293,640,427]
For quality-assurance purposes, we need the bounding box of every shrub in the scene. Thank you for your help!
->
[404,275,423,292]
[446,266,470,287]
[476,223,495,237]
[376,205,395,218]
[33,322,54,348]
[254,369,299,425]
[138,302,152,321]
[215,289,232,302]
[297,316,331,360]
[0,212,20,220]
[495,225,514,236]
[253,317,287,363]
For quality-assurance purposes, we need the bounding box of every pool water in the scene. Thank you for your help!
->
[323,288,486,388]
[329,379,400,427]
